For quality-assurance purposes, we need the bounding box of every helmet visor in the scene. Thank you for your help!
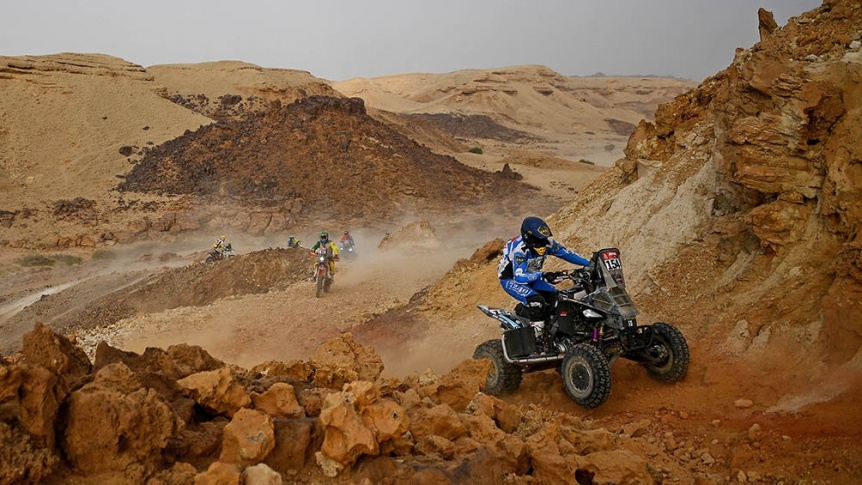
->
[525,233,548,248]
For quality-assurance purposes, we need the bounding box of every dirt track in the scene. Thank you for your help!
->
[0,232,498,372]
[3,233,862,482]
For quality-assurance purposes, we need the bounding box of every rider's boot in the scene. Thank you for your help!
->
[532,320,545,350]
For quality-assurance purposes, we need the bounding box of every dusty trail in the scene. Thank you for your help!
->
[0,280,83,325]
[71,241,493,371]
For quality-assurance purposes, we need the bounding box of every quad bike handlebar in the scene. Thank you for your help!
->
[545,267,590,283]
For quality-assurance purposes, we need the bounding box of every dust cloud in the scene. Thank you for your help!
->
[59,217,523,376]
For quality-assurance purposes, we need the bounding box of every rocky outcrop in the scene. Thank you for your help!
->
[0,324,689,483]
[316,381,409,474]
[758,8,779,42]
[555,0,862,365]
[0,53,149,79]
[117,95,539,228]
[63,363,182,478]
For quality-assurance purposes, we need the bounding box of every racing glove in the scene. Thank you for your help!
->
[542,271,560,283]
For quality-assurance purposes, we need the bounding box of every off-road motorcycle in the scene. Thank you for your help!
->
[474,248,689,408]
[205,243,235,264]
[313,247,335,298]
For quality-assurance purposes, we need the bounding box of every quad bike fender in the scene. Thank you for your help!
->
[477,305,527,331]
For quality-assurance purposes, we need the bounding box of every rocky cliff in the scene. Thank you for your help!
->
[552,0,862,369]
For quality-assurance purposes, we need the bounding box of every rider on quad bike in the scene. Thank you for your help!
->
[497,216,590,341]
[339,230,358,260]
[339,230,355,249]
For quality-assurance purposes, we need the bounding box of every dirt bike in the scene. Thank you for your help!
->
[205,243,235,264]
[313,247,335,298]
[474,248,689,408]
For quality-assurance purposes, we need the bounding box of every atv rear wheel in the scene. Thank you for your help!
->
[473,339,522,395]
[561,343,612,408]
[642,322,689,383]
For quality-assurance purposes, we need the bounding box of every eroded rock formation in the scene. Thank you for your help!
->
[1,324,667,483]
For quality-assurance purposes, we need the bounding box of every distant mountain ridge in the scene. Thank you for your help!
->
[333,65,696,164]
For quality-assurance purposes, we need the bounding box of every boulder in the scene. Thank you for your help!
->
[264,418,316,474]
[318,381,409,468]
[177,366,251,417]
[309,333,384,383]
[62,363,182,476]
[219,408,276,465]
[22,322,91,390]
[251,382,305,419]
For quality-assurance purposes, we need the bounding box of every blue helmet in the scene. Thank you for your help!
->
[520,216,552,249]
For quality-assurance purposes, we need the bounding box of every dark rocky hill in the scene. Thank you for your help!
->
[118,95,550,229]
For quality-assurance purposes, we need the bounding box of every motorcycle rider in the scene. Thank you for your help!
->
[213,235,226,252]
[340,230,355,249]
[287,235,301,249]
[310,230,340,279]
[497,216,590,338]
[213,235,230,255]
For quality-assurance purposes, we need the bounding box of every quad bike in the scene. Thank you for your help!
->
[313,247,335,298]
[339,242,358,261]
[205,243,235,264]
[474,248,689,408]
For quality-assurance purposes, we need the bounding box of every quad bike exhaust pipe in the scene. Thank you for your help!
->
[477,305,566,365]
[501,333,564,365]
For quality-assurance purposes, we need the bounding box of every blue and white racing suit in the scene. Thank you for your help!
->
[497,236,589,320]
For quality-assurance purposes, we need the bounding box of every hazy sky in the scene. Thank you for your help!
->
[2,0,821,82]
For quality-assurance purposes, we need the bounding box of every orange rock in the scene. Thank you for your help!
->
[251,382,305,419]
[220,408,276,465]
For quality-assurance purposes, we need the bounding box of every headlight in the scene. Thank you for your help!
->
[318,256,325,262]
[583,309,602,319]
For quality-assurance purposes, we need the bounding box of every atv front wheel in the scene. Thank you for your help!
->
[315,273,325,298]
[561,343,612,408]
[473,339,522,395]
[642,322,689,383]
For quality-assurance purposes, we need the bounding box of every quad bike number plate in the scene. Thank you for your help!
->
[601,251,622,271]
